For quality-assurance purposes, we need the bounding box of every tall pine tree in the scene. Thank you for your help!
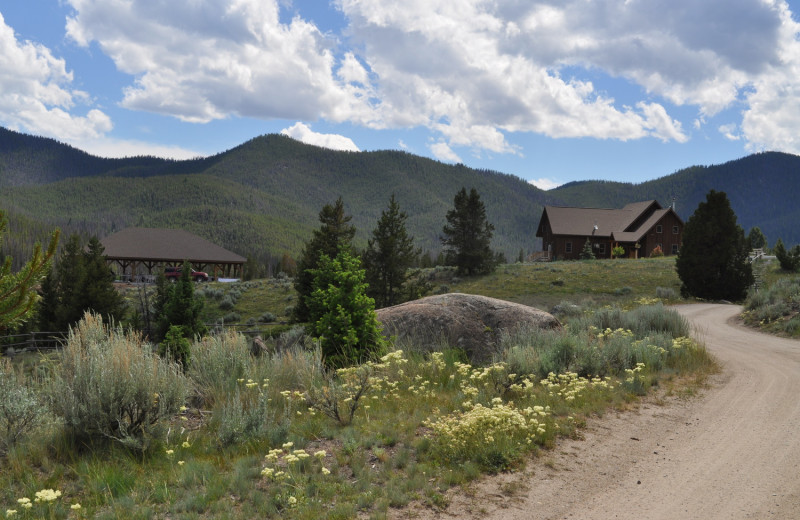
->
[156,261,206,342]
[676,190,754,301]
[441,187,496,276]
[82,237,126,322]
[307,249,386,368]
[38,233,125,331]
[52,234,89,329]
[293,197,356,322]
[363,194,421,308]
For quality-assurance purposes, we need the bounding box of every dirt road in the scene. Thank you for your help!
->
[402,303,800,519]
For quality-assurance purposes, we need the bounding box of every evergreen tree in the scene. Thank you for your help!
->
[441,187,496,276]
[278,253,297,277]
[148,271,169,341]
[243,256,259,281]
[159,324,192,370]
[0,210,58,331]
[38,233,125,331]
[52,234,88,330]
[773,239,800,271]
[363,194,421,308]
[307,249,386,368]
[82,236,126,323]
[37,269,59,331]
[293,197,356,322]
[746,227,768,251]
[579,239,595,260]
[157,261,206,343]
[676,190,754,300]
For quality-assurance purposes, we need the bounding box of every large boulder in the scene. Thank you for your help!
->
[376,293,561,362]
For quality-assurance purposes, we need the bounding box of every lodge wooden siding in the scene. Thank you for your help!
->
[536,200,684,260]
[639,211,683,257]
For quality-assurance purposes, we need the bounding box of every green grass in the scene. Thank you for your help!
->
[454,257,682,310]
[2,258,711,519]
[187,257,682,326]
[118,258,682,330]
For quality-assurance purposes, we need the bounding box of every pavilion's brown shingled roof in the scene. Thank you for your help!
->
[100,228,246,264]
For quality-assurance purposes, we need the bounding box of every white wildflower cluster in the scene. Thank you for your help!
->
[671,337,696,351]
[260,445,330,510]
[8,488,73,515]
[624,362,646,383]
[279,389,304,402]
[34,489,61,503]
[540,371,613,401]
[373,350,409,377]
[635,339,667,357]
[425,399,548,459]
[596,327,634,341]
[407,375,436,399]
[429,351,446,372]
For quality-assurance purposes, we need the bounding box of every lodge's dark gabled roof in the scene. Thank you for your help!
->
[536,200,683,242]
[100,228,246,264]
[612,208,671,242]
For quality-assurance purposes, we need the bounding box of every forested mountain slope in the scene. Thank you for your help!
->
[3,125,799,271]
[0,129,556,268]
[550,152,800,246]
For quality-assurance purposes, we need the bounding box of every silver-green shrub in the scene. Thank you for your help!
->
[499,304,693,378]
[263,343,323,392]
[572,304,689,339]
[187,330,252,407]
[0,359,43,454]
[213,386,284,447]
[258,312,277,323]
[655,286,678,299]
[46,313,188,451]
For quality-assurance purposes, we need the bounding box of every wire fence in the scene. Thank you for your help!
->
[1,323,294,357]
[0,331,67,355]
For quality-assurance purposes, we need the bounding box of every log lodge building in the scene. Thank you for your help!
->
[536,200,683,260]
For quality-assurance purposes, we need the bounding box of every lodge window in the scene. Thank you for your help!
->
[656,225,663,233]
[672,244,679,254]
[565,241,572,253]
[598,244,606,254]
[673,225,679,234]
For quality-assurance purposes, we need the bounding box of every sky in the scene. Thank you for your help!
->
[1,1,800,190]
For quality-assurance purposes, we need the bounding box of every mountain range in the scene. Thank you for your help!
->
[1,126,798,269]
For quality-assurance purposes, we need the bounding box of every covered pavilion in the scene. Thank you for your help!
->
[100,227,246,281]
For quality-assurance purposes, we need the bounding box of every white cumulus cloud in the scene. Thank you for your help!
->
[429,141,461,163]
[0,12,112,141]
[718,123,741,141]
[56,0,800,159]
[281,122,360,152]
[529,178,562,191]
[73,136,204,159]
[65,0,373,125]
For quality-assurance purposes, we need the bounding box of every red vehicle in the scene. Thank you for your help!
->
[164,266,209,282]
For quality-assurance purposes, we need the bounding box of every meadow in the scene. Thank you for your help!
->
[184,256,684,328]
[0,257,714,519]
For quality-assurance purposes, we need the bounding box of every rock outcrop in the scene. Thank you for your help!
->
[376,293,561,362]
